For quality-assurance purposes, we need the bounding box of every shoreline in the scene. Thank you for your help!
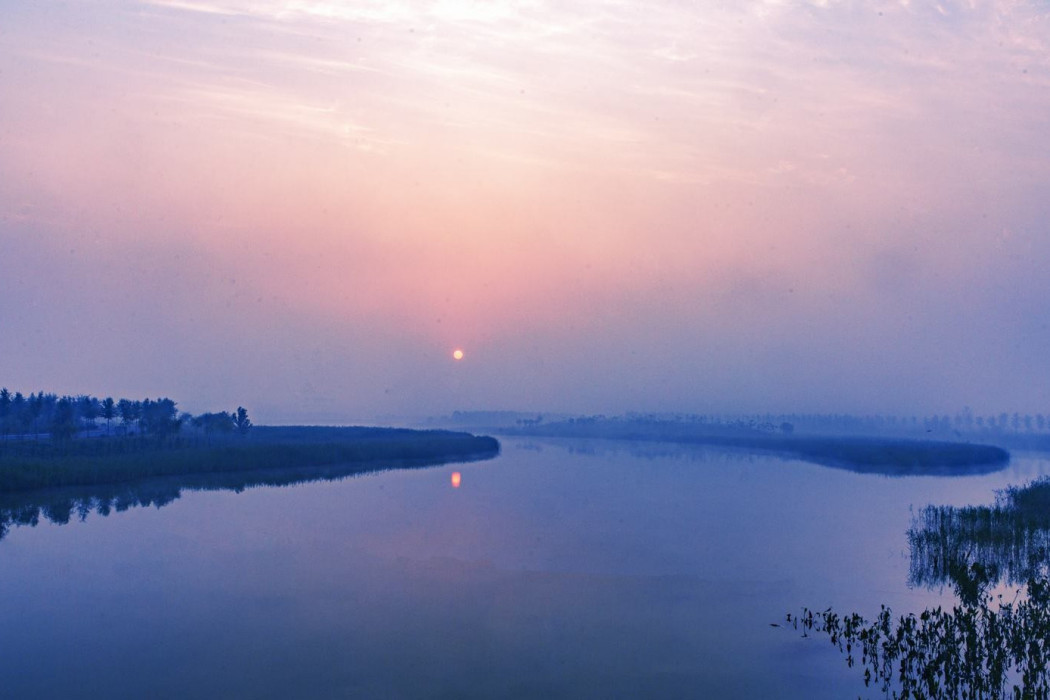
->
[0,426,501,492]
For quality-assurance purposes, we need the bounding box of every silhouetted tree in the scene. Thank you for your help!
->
[233,407,252,435]
[194,411,235,435]
[50,397,77,442]
[25,393,44,438]
[10,392,26,438]
[118,399,140,435]
[140,398,180,442]
[0,388,10,440]
[77,395,99,434]
[101,397,116,436]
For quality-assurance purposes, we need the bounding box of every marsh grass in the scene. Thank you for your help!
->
[0,427,499,492]
[794,478,1050,698]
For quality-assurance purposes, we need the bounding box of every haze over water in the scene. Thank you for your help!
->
[3,1,1050,422]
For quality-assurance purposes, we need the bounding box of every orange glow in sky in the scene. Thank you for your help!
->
[453,349,464,361]
[451,472,462,488]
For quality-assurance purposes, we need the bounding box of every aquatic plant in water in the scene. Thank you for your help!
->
[793,478,1050,699]
[791,576,1050,699]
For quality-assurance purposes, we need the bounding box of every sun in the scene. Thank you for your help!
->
[452,349,464,361]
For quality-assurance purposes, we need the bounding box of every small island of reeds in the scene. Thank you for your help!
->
[0,388,499,492]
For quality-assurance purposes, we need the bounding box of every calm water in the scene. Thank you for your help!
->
[2,439,1048,699]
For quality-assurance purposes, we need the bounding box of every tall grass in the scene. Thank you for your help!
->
[0,428,499,492]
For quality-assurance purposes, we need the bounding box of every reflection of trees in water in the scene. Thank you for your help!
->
[0,481,181,541]
[0,455,486,542]
[512,434,1009,476]
[511,436,770,465]
[794,478,1050,699]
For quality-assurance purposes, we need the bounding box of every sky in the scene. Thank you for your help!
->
[1,0,1049,423]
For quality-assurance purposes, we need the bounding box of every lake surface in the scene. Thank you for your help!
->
[2,439,1048,698]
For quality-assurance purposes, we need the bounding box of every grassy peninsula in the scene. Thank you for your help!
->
[498,415,1010,474]
[0,426,500,492]
[0,388,499,492]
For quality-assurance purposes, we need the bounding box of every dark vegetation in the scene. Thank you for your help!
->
[500,416,1010,474]
[0,444,497,542]
[0,427,499,492]
[909,479,1050,605]
[0,387,499,492]
[0,387,250,443]
[792,478,1050,698]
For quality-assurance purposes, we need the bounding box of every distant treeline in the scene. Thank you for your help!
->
[0,387,251,444]
[444,409,1050,439]
[442,410,1050,454]
[765,409,1050,439]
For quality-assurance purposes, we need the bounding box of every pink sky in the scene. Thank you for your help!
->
[2,0,1049,422]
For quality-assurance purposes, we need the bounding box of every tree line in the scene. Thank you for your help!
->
[0,388,251,443]
[559,410,1050,438]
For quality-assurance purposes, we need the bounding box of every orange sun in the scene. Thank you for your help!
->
[452,349,464,360]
